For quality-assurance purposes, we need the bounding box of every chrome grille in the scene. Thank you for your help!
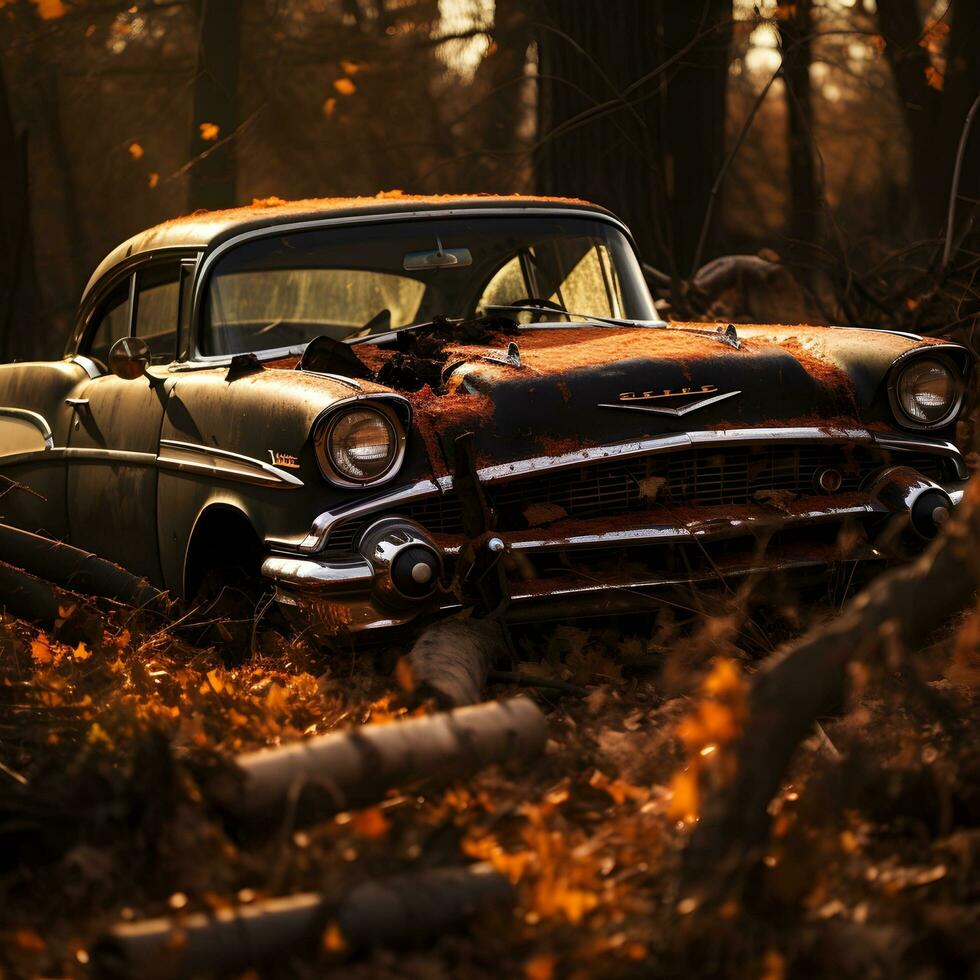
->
[325,444,949,550]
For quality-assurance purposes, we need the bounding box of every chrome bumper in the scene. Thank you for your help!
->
[263,473,968,638]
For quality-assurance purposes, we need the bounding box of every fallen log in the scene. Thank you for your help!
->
[680,486,978,906]
[0,560,104,645]
[229,696,547,826]
[407,617,508,707]
[0,522,165,609]
[92,863,511,979]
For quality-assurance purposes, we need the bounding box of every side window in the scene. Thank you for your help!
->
[134,263,181,364]
[87,282,131,368]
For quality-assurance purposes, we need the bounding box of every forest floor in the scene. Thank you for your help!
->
[0,584,978,979]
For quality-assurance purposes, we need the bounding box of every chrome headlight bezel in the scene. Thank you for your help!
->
[315,402,407,488]
[888,352,964,431]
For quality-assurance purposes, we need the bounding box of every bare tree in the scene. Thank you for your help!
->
[188,0,242,211]
[777,0,819,249]
[877,0,980,236]
[0,53,37,362]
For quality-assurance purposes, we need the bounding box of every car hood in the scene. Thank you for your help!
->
[355,321,960,474]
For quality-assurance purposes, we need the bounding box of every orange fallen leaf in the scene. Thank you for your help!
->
[333,77,357,96]
[351,807,390,838]
[199,121,220,141]
[525,953,556,980]
[323,920,347,953]
[925,66,944,91]
[128,142,144,160]
[322,97,337,118]
[33,0,66,20]
[148,172,160,189]
[32,636,55,665]
[72,642,92,662]
[13,928,46,951]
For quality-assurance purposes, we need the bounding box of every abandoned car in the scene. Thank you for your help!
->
[0,194,971,641]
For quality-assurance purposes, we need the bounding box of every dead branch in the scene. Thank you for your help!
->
[680,486,978,908]
[228,696,547,827]
[0,560,104,645]
[0,522,167,610]
[92,863,511,979]
[408,617,508,707]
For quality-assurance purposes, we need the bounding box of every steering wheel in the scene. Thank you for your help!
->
[508,297,569,323]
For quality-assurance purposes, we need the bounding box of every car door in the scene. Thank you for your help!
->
[66,260,185,582]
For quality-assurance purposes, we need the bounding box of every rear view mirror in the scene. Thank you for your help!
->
[108,336,151,381]
[403,235,472,271]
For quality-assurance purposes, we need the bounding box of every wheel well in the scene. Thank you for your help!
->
[183,505,263,601]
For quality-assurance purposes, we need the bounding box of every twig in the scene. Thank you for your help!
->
[942,90,980,270]
[487,669,589,698]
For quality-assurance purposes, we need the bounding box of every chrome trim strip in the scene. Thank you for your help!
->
[598,390,741,417]
[872,432,968,478]
[70,355,102,379]
[157,439,304,487]
[0,447,157,467]
[0,407,54,451]
[261,554,374,589]
[437,503,881,556]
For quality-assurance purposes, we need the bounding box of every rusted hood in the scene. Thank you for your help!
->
[391,322,955,470]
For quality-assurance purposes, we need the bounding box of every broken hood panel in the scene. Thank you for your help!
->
[393,323,940,470]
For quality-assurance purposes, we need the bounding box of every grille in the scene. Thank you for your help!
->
[325,444,949,550]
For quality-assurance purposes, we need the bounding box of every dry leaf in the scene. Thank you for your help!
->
[199,122,220,141]
[127,142,144,160]
[339,58,363,75]
[148,172,159,189]
[33,0,66,20]
[523,502,567,526]
[322,97,337,118]
[351,807,390,838]
[73,642,92,662]
[637,475,667,502]
[924,66,944,91]
[333,77,357,96]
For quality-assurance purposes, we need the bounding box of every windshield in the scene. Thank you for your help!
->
[200,215,656,357]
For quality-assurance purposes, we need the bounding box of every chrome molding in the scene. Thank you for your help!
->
[70,355,103,379]
[0,447,157,468]
[272,425,968,555]
[0,407,54,454]
[262,554,374,589]
[436,502,882,556]
[157,440,304,488]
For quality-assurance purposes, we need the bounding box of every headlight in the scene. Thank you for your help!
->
[894,357,960,427]
[316,406,403,485]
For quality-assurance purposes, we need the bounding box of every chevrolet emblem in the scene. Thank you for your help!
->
[598,384,740,416]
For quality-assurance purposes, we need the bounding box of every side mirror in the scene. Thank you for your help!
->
[108,336,151,381]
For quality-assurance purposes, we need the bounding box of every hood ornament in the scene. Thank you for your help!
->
[599,384,741,416]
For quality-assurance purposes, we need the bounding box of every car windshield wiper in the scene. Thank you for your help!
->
[484,302,665,329]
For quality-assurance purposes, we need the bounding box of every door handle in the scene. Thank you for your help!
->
[65,398,90,409]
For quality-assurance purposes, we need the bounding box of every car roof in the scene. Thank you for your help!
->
[81,193,618,306]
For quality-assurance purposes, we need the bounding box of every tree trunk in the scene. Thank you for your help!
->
[877,0,980,235]
[661,0,733,274]
[777,0,819,248]
[188,0,243,211]
[0,54,37,362]
[466,0,531,192]
[534,0,668,265]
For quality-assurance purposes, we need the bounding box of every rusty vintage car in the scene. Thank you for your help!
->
[0,194,971,641]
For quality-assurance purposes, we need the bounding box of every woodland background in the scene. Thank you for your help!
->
[1,0,979,360]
